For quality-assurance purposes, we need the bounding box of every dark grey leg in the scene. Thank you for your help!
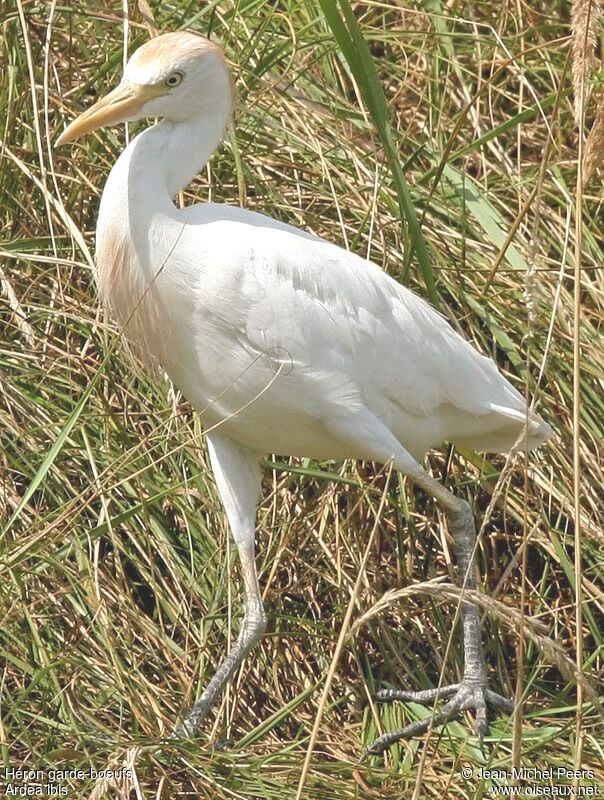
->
[174,432,265,740]
[174,543,266,738]
[367,472,514,755]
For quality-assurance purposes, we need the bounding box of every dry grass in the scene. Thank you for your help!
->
[1,1,603,798]
[571,0,604,182]
[570,0,602,121]
[583,87,604,184]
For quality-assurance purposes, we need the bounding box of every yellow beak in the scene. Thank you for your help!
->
[56,82,165,145]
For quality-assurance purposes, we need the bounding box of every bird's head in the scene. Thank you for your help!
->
[57,31,232,145]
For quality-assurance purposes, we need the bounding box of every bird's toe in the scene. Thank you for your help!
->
[367,680,514,755]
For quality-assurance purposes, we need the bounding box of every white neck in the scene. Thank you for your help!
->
[94,101,230,357]
[100,101,230,227]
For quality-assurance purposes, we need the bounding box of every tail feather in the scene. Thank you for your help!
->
[453,403,553,454]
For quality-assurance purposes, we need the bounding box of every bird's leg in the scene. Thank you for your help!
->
[174,542,265,738]
[174,433,266,739]
[367,468,514,755]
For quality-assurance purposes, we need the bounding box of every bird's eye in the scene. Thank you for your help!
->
[165,71,184,88]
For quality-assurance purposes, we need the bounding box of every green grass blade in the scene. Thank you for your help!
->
[1,343,112,539]
[317,0,438,304]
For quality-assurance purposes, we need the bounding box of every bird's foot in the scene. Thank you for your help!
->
[168,730,232,752]
[366,681,514,756]
[208,737,233,752]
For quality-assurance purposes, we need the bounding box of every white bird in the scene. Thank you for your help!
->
[57,31,552,753]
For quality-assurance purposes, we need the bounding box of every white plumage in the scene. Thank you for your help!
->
[58,31,552,752]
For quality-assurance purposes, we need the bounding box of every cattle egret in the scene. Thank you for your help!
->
[57,31,552,754]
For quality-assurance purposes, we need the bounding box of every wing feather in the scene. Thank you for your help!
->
[171,204,550,455]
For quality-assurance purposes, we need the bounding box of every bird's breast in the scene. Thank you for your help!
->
[95,223,170,363]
